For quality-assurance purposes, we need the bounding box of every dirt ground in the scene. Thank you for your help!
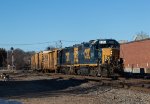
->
[0,70,150,104]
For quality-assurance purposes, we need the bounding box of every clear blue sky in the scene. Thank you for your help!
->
[0,0,150,51]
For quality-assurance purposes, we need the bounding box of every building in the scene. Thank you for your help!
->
[120,39,150,74]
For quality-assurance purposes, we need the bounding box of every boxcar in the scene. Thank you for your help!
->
[49,49,58,72]
[31,53,39,70]
[42,51,51,71]
[31,49,59,72]
[31,55,35,70]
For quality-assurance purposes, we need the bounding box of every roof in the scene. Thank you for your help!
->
[42,51,52,53]
[121,38,150,45]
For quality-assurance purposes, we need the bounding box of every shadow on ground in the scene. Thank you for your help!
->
[0,78,88,98]
[0,99,22,104]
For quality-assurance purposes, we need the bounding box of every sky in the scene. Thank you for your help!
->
[0,0,150,51]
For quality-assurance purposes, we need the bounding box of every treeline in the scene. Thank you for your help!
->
[0,48,7,67]
[0,48,35,70]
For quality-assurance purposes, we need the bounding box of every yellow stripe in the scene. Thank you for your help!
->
[61,64,97,67]
[74,64,97,67]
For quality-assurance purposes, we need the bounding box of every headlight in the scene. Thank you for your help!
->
[110,51,112,55]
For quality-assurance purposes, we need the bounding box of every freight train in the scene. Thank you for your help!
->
[31,39,124,77]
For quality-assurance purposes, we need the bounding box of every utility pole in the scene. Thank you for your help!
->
[55,40,62,73]
[11,47,14,70]
[7,50,8,70]
[56,40,62,49]
[59,40,62,49]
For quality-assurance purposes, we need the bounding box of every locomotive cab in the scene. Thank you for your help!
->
[96,39,123,77]
[102,48,119,64]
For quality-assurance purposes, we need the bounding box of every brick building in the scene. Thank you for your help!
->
[120,39,150,73]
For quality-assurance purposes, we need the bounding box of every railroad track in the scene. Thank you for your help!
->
[1,71,150,93]
[45,73,150,93]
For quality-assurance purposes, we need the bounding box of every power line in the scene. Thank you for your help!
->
[61,40,82,43]
[0,40,81,46]
[0,41,55,46]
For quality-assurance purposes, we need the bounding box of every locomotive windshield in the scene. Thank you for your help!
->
[98,40,119,48]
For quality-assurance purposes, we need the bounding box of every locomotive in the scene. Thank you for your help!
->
[31,39,123,77]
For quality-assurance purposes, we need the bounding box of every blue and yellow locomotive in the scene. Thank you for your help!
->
[57,39,123,77]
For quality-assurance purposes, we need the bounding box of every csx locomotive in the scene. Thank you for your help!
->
[31,39,123,77]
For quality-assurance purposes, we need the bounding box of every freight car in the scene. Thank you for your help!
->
[31,39,123,77]
[31,53,39,70]
[31,49,58,72]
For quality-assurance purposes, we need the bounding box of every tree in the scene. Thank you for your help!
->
[133,31,149,41]
[7,48,35,70]
[0,48,7,67]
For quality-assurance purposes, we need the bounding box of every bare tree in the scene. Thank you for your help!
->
[7,48,35,70]
[133,31,149,41]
